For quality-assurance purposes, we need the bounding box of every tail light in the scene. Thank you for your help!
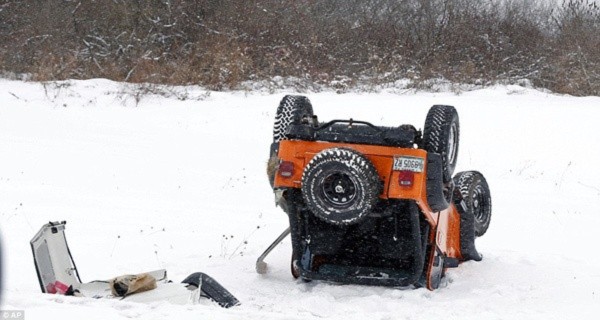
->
[398,170,414,187]
[278,161,295,177]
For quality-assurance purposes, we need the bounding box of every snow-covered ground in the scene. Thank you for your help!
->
[1,79,599,319]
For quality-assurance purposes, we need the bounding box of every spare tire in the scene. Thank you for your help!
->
[423,105,459,183]
[301,148,380,226]
[273,95,313,143]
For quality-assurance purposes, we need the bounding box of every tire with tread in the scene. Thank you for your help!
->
[273,95,313,143]
[453,171,492,237]
[269,95,313,188]
[423,105,460,183]
[301,148,380,226]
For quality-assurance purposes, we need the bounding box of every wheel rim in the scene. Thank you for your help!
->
[291,257,300,279]
[321,172,357,207]
[473,184,487,222]
[447,122,458,167]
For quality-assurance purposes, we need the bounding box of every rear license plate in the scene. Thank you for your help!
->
[393,156,425,172]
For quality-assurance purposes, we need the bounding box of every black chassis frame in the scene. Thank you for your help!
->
[281,188,433,287]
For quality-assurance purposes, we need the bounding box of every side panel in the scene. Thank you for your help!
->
[435,205,462,260]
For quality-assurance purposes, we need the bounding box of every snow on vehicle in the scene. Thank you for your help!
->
[260,95,492,290]
[30,221,239,307]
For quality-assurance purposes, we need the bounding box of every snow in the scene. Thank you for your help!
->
[1,78,600,319]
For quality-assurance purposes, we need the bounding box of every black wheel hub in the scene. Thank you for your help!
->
[473,185,486,221]
[321,172,357,207]
[447,122,458,168]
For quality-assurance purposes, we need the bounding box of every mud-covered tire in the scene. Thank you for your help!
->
[453,171,492,237]
[423,105,459,183]
[301,148,380,226]
[273,95,313,143]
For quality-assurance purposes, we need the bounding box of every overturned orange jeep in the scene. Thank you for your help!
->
[266,95,492,290]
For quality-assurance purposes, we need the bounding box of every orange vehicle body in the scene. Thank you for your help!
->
[274,139,463,289]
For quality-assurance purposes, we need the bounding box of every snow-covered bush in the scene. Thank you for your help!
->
[0,0,598,95]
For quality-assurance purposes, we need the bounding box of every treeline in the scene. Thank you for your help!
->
[1,0,599,95]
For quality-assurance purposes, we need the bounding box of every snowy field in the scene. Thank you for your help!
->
[1,78,600,319]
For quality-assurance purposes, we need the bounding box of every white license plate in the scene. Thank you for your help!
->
[393,156,425,172]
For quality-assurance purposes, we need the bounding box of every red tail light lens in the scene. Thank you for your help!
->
[279,161,295,177]
[398,170,414,187]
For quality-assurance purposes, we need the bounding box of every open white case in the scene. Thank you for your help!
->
[30,221,239,307]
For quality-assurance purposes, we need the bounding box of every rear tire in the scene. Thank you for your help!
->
[423,105,459,183]
[269,95,313,188]
[301,148,380,226]
[273,95,313,143]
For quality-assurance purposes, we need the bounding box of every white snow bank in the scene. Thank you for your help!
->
[1,79,599,319]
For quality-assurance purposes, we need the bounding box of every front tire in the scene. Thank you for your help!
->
[453,171,492,237]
